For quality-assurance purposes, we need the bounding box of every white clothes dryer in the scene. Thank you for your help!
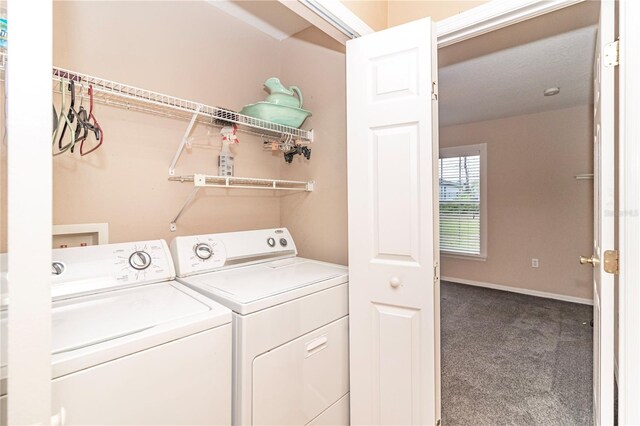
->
[171,228,349,426]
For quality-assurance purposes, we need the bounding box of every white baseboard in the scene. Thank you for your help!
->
[441,276,594,306]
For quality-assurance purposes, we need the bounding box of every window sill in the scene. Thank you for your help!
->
[440,252,487,262]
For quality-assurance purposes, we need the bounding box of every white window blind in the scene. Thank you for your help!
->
[439,146,485,257]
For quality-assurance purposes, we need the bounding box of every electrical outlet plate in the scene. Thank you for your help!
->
[531,258,539,268]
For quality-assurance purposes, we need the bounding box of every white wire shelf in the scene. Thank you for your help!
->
[168,174,314,231]
[51,68,314,142]
[0,53,313,142]
[170,174,315,191]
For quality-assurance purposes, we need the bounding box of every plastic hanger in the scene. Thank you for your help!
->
[52,81,76,156]
[80,84,103,156]
[71,82,89,152]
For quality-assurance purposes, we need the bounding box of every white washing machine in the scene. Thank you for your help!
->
[0,240,232,425]
[170,228,350,426]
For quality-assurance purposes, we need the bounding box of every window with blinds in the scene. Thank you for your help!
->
[439,145,486,257]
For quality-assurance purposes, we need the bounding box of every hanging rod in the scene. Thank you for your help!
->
[0,53,313,142]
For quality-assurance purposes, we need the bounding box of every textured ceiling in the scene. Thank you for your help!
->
[439,25,598,127]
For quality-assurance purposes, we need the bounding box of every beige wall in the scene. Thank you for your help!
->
[440,105,594,300]
[387,0,488,27]
[342,0,488,30]
[0,2,348,263]
[278,28,348,265]
[48,1,287,250]
[342,1,388,31]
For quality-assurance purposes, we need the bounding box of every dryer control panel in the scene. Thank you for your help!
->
[170,228,297,277]
[49,240,175,301]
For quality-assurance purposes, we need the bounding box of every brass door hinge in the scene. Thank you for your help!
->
[604,250,619,274]
[604,39,620,67]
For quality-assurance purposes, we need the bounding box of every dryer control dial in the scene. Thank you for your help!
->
[194,243,213,260]
[267,237,276,248]
[51,261,65,276]
[129,251,152,270]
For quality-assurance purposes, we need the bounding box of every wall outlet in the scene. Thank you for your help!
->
[531,258,539,268]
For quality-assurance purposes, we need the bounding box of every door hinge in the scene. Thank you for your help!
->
[436,419,442,426]
[603,250,619,274]
[604,39,620,67]
[434,261,440,282]
[431,81,438,100]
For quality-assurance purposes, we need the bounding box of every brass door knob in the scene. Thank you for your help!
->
[580,255,599,266]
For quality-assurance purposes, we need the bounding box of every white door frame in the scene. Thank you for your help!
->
[435,0,585,46]
[5,0,53,424]
[617,0,640,424]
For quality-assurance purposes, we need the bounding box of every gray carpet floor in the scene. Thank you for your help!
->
[441,281,593,426]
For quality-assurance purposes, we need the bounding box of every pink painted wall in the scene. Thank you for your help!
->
[440,105,594,300]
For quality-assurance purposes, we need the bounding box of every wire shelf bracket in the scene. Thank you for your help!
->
[169,106,202,176]
[168,174,314,231]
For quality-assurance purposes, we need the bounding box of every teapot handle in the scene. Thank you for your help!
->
[290,86,303,108]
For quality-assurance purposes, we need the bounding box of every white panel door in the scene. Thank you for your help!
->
[346,18,440,426]
[591,1,615,424]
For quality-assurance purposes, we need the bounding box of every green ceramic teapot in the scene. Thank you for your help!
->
[264,77,303,108]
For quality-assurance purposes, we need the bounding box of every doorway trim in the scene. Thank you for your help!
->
[5,0,54,425]
[617,0,640,423]
[435,0,585,47]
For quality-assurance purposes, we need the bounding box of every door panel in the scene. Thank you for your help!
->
[372,124,420,262]
[593,1,615,424]
[347,18,440,426]
[372,304,421,425]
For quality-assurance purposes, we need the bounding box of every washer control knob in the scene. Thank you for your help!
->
[267,237,276,248]
[194,243,213,260]
[129,251,152,270]
[51,261,65,276]
[279,238,288,247]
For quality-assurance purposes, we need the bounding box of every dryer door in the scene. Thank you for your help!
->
[252,316,349,425]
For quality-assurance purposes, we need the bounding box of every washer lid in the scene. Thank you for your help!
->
[189,258,347,304]
[1,281,227,373]
[51,282,213,355]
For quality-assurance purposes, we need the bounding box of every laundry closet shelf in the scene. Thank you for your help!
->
[49,68,314,142]
[168,174,314,232]
[0,54,313,143]
[170,174,315,191]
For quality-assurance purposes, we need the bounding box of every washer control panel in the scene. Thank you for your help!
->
[50,240,175,300]
[171,228,297,277]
